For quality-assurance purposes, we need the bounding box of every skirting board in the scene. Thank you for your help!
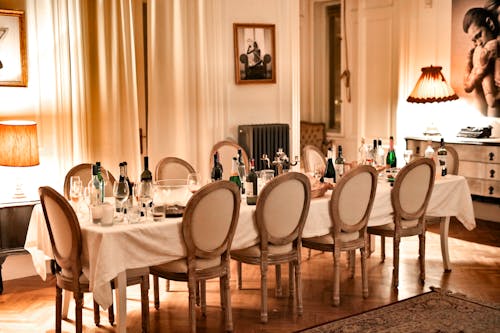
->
[473,200,500,223]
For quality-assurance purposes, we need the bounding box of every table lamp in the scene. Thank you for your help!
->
[407,65,458,136]
[0,120,40,198]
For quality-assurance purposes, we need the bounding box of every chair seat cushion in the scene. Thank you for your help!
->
[151,257,221,274]
[231,243,293,258]
[368,219,419,232]
[61,269,90,284]
[303,231,359,245]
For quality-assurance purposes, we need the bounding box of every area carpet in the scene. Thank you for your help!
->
[297,288,500,333]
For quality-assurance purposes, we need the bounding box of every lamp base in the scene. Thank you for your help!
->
[13,180,27,199]
[423,124,441,136]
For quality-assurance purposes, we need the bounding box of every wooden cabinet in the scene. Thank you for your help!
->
[0,200,38,293]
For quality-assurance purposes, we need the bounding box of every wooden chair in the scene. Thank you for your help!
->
[302,165,378,306]
[63,163,116,198]
[155,156,196,182]
[38,186,150,332]
[150,181,241,333]
[210,140,249,180]
[367,158,435,289]
[302,144,326,174]
[231,172,311,323]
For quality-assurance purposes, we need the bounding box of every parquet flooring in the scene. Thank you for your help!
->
[0,219,499,332]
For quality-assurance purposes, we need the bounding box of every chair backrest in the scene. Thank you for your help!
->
[182,181,241,260]
[210,140,249,180]
[39,186,83,282]
[392,158,435,223]
[63,163,116,198]
[330,165,378,234]
[302,144,326,174]
[300,121,328,155]
[155,157,196,182]
[255,172,311,247]
[445,145,459,175]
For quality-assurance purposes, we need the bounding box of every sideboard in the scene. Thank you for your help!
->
[0,199,39,293]
[405,136,500,221]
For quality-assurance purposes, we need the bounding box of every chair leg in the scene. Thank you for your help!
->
[307,248,312,259]
[381,236,386,262]
[419,232,426,284]
[93,299,100,326]
[166,279,170,292]
[141,276,150,333]
[288,262,294,299]
[392,236,400,289]
[55,286,62,333]
[275,264,282,297]
[348,250,355,278]
[223,274,233,332]
[108,303,115,326]
[260,261,268,323]
[74,291,84,333]
[188,276,197,333]
[295,260,303,316]
[361,247,368,299]
[333,250,341,306]
[153,274,160,310]
[62,290,71,319]
[220,276,226,310]
[237,261,242,290]
[200,280,207,317]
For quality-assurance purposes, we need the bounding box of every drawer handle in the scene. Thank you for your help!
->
[489,152,495,161]
[490,169,496,178]
[489,186,494,195]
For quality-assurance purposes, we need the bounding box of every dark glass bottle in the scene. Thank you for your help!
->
[245,158,258,205]
[334,145,345,179]
[386,136,397,168]
[211,153,223,181]
[88,164,102,204]
[437,138,448,176]
[324,148,336,184]
[95,161,105,202]
[122,161,134,208]
[237,149,246,194]
[140,156,153,182]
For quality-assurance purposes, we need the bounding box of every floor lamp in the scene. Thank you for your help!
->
[0,120,40,199]
[407,65,459,136]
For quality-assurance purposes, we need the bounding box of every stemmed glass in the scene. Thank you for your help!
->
[403,150,413,165]
[137,181,153,220]
[69,176,84,218]
[113,179,130,222]
[187,173,201,193]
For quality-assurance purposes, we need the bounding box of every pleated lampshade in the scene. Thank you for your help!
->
[407,66,458,103]
[0,120,40,167]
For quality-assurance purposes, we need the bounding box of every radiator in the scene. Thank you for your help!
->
[238,123,290,171]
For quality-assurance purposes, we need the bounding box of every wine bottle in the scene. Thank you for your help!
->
[377,138,385,166]
[324,148,336,184]
[371,139,378,166]
[437,138,448,176]
[139,156,153,217]
[386,136,397,168]
[211,152,223,181]
[96,161,105,202]
[116,162,128,213]
[245,158,258,205]
[334,145,345,179]
[424,141,435,159]
[140,156,153,182]
[122,161,134,207]
[237,149,246,194]
[229,157,242,189]
[358,137,368,165]
[88,164,102,204]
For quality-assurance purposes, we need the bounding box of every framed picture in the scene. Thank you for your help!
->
[0,9,27,87]
[233,23,276,84]
[450,0,499,118]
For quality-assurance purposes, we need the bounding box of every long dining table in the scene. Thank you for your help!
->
[24,173,475,332]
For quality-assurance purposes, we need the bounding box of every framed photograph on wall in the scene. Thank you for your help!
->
[233,23,276,84]
[450,0,499,118]
[0,9,27,87]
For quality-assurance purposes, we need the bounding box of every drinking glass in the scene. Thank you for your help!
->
[137,182,153,220]
[69,176,83,204]
[187,173,201,193]
[313,164,325,181]
[113,179,129,222]
[403,150,413,165]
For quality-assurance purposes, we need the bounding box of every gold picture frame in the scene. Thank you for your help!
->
[233,23,276,84]
[0,9,27,87]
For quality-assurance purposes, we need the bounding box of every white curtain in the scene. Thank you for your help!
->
[27,0,142,189]
[148,0,226,182]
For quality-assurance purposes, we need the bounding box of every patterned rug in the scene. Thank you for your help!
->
[297,288,500,333]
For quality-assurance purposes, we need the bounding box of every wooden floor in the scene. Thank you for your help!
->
[1,218,499,333]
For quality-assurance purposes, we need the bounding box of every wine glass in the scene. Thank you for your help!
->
[69,176,84,218]
[137,181,153,220]
[187,173,201,193]
[113,179,130,222]
[403,150,413,165]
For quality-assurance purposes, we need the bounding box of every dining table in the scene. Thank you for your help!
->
[24,173,475,333]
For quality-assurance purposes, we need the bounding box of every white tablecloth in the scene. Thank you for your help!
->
[25,174,475,309]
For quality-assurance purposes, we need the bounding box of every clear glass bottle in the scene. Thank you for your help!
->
[437,138,448,176]
[424,140,435,159]
[358,137,368,165]
[377,138,385,166]
[386,136,397,168]
[334,145,345,179]
[88,164,102,204]
[371,139,378,166]
[229,157,242,189]
[122,161,134,208]
[237,149,246,194]
[95,161,105,203]
[211,152,223,181]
